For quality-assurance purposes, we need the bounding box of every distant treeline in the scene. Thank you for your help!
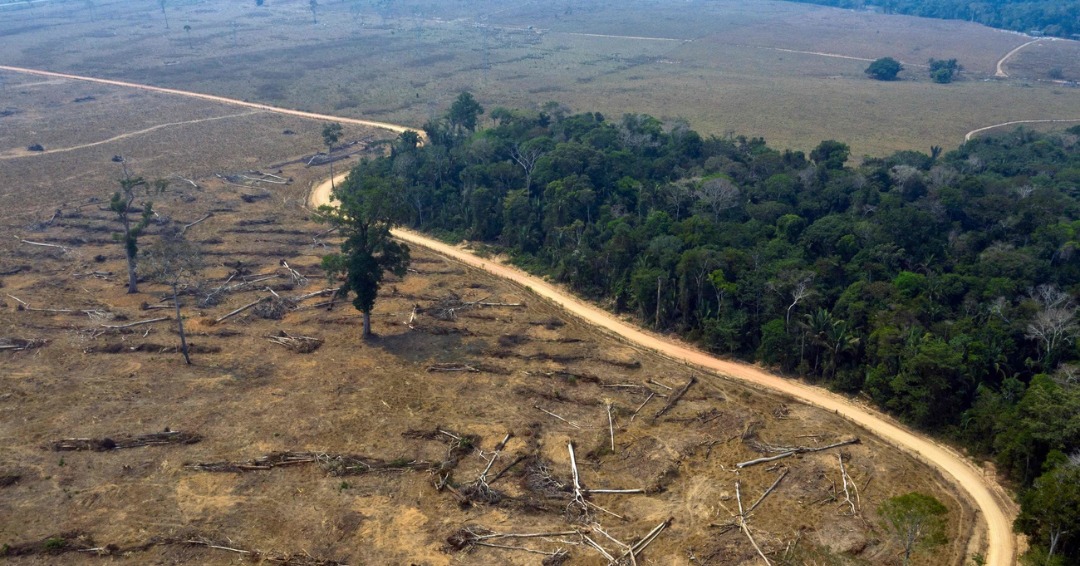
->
[787,0,1080,38]
[340,95,1080,563]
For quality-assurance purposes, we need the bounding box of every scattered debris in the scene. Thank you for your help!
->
[266,330,322,353]
[48,430,201,452]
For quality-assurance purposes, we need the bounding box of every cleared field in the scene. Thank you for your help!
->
[0,80,978,565]
[0,0,1077,157]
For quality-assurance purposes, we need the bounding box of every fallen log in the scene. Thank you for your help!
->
[653,376,696,419]
[736,438,859,469]
[214,297,270,324]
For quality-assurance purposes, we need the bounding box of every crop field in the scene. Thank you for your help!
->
[1,0,1077,157]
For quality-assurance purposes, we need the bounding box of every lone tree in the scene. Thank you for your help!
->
[110,176,155,294]
[866,57,903,81]
[319,173,410,338]
[183,24,192,49]
[142,226,201,365]
[309,0,318,24]
[878,492,948,565]
[322,121,343,191]
[158,0,169,29]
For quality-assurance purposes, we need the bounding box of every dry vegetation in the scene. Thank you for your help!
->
[0,0,1077,159]
[0,75,981,564]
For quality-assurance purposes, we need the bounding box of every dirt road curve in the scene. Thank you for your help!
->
[0,63,1016,566]
[311,174,1017,566]
[966,118,1080,141]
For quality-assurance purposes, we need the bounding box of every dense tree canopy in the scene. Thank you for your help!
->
[342,99,1080,559]
[789,0,1080,39]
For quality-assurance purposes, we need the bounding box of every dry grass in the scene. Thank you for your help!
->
[0,81,978,564]
[1,0,1077,159]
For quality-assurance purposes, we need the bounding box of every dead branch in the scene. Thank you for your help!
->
[489,454,527,485]
[49,430,201,451]
[266,331,323,353]
[292,287,339,301]
[567,441,589,521]
[101,317,170,330]
[180,212,213,235]
[736,480,772,565]
[653,376,696,419]
[461,432,512,504]
[214,297,270,324]
[535,405,581,429]
[0,338,48,352]
[748,469,788,513]
[15,236,69,253]
[606,402,616,452]
[628,392,654,423]
[621,518,672,562]
[280,259,307,286]
[426,363,479,373]
[837,452,858,516]
[736,437,859,469]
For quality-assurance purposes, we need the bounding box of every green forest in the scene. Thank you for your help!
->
[788,0,1080,38]
[335,94,1080,563]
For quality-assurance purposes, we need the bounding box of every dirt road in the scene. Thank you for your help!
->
[310,174,1017,566]
[965,118,1080,141]
[0,63,1017,565]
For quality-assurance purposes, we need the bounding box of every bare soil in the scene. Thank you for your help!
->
[0,81,977,565]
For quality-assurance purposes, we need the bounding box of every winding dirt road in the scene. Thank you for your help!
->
[0,63,1017,566]
[311,174,1017,566]
[965,118,1080,141]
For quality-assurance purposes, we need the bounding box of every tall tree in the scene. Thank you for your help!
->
[319,173,410,338]
[309,0,318,24]
[110,177,154,294]
[183,24,192,49]
[142,226,202,365]
[322,122,343,191]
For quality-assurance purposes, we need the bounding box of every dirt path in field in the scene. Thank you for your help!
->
[965,118,1080,141]
[311,173,1017,566]
[0,65,418,136]
[0,63,1017,566]
[0,110,263,159]
[995,37,1049,78]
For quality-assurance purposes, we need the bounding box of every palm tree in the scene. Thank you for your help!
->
[183,25,192,49]
[158,0,169,29]
[309,0,318,24]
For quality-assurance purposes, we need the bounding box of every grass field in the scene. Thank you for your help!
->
[1,0,1077,157]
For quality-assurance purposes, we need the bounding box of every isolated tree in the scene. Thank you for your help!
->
[447,91,484,134]
[866,57,903,81]
[110,177,154,294]
[309,0,318,24]
[142,226,201,365]
[319,173,410,338]
[183,24,192,49]
[878,492,948,566]
[158,0,169,29]
[322,122,343,190]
